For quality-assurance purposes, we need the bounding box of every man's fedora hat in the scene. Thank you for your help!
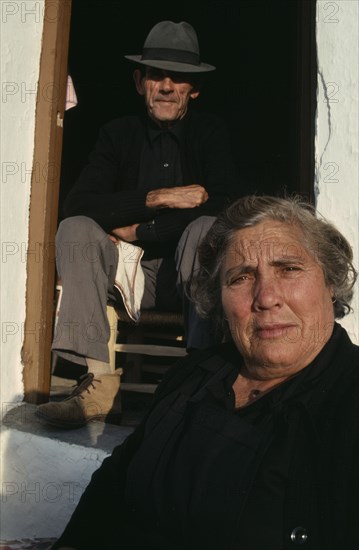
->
[125,21,216,73]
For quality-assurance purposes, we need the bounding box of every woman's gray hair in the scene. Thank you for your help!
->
[190,195,357,324]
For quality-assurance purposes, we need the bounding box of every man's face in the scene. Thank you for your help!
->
[134,67,200,126]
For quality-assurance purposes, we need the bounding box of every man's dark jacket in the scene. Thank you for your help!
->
[63,110,239,245]
[53,323,359,549]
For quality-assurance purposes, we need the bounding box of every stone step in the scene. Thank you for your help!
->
[1,404,134,542]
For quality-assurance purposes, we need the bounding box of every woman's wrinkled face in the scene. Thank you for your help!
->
[134,68,199,126]
[221,221,335,379]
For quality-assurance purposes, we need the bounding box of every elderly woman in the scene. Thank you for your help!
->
[53,196,358,550]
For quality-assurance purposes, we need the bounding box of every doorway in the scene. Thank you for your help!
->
[22,0,317,402]
[59,0,317,219]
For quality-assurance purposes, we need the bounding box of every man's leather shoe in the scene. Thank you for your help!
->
[36,372,122,429]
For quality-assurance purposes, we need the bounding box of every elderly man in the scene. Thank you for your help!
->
[36,20,239,429]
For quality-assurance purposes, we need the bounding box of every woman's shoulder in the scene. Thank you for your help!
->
[153,342,239,401]
[334,324,359,377]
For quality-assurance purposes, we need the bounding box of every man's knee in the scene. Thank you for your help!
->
[56,216,116,267]
[178,216,216,253]
[57,216,102,240]
[56,216,109,251]
[176,216,216,283]
[183,216,216,240]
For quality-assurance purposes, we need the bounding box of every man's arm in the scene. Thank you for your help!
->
[110,184,208,242]
[146,184,208,209]
[64,114,239,239]
[63,118,156,232]
[134,113,240,243]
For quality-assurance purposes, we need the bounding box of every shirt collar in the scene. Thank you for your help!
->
[146,115,186,144]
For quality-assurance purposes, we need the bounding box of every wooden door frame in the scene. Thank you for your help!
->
[22,0,72,403]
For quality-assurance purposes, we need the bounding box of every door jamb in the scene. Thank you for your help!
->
[22,0,72,404]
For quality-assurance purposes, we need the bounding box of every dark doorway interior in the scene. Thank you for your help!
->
[59,0,316,220]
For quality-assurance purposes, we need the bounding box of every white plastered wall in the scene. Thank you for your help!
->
[0,2,44,405]
[315,0,359,343]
